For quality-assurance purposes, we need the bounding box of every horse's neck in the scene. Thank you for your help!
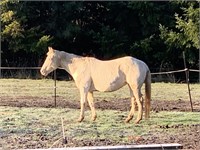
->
[59,51,83,76]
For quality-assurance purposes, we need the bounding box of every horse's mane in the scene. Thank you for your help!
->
[57,50,85,64]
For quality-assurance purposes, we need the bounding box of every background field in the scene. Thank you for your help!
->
[0,79,200,149]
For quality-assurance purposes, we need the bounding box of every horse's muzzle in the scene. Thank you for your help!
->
[40,69,47,76]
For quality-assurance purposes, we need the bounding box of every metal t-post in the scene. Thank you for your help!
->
[54,70,57,107]
[199,48,200,83]
[199,2,200,83]
[0,18,1,78]
[0,42,1,78]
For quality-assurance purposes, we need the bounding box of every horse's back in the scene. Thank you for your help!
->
[88,56,149,92]
[88,57,125,92]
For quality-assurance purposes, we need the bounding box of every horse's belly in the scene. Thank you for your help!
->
[106,79,126,92]
[92,76,126,92]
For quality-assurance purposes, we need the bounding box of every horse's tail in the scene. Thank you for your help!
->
[144,70,151,119]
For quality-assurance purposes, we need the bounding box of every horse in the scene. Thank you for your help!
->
[40,47,151,124]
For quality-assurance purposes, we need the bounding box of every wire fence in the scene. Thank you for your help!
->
[0,67,200,111]
[151,68,200,75]
[0,67,200,79]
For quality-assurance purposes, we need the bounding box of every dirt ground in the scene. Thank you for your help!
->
[0,96,200,149]
[1,96,200,112]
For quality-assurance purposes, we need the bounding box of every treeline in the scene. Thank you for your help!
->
[1,1,199,74]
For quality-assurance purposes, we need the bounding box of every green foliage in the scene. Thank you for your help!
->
[1,0,24,50]
[160,3,199,49]
[1,10,14,23]
[159,2,199,68]
[2,20,24,38]
[36,35,53,54]
[91,25,127,58]
[1,1,199,71]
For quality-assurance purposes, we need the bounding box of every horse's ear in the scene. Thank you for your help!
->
[48,47,54,53]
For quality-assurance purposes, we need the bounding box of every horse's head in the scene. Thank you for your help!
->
[40,47,60,76]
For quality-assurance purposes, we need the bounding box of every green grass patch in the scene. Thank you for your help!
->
[1,106,200,144]
[0,79,200,148]
[1,79,200,101]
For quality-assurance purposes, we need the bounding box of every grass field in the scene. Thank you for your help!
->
[0,106,200,149]
[1,78,200,101]
[0,79,200,149]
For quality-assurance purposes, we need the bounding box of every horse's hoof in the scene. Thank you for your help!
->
[77,117,84,122]
[125,120,129,123]
[91,115,97,121]
[134,119,141,124]
[125,115,133,123]
[125,118,131,123]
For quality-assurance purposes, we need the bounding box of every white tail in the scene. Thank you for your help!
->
[145,70,151,119]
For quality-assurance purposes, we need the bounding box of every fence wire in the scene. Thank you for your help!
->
[0,67,199,112]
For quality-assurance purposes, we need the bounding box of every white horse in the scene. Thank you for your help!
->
[40,47,151,124]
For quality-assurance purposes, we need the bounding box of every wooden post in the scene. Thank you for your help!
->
[54,70,57,107]
[61,117,67,144]
[183,51,193,112]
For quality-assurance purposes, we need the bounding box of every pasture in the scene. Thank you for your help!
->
[0,79,200,149]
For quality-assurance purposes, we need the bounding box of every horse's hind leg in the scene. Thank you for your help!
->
[125,85,136,123]
[125,96,136,123]
[134,93,143,111]
[128,84,143,124]
[87,92,97,121]
[133,88,143,124]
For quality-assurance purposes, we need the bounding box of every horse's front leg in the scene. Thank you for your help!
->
[78,89,87,122]
[87,92,97,121]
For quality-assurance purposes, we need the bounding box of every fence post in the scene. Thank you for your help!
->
[199,1,200,83]
[0,44,1,78]
[199,49,200,83]
[54,70,57,107]
[183,51,193,112]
